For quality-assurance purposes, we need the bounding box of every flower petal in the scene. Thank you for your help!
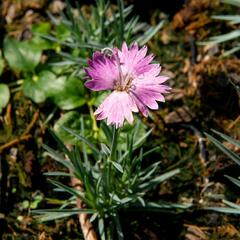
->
[117,42,156,77]
[84,52,119,91]
[94,91,138,128]
[129,92,148,117]
[130,74,171,112]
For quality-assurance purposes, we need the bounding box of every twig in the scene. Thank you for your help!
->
[71,176,98,240]
[227,115,240,131]
[5,103,12,126]
[0,111,39,153]
[23,111,39,135]
[0,135,32,154]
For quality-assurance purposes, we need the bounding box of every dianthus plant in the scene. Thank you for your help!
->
[34,43,184,240]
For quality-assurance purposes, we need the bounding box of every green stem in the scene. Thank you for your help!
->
[113,212,124,240]
[99,0,105,43]
[110,127,119,161]
[117,0,124,45]
[107,127,119,193]
[107,225,112,240]
[88,102,99,138]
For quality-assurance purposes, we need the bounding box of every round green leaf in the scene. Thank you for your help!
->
[31,22,51,34]
[23,78,46,103]
[0,84,10,112]
[23,72,85,107]
[52,76,86,110]
[3,37,41,72]
[0,53,4,76]
[55,23,71,41]
[31,22,53,51]
[23,71,57,103]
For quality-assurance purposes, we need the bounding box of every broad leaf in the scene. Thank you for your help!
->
[3,37,41,72]
[23,71,58,103]
[52,76,86,110]
[0,52,4,76]
[0,84,10,113]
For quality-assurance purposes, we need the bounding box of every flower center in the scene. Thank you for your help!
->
[115,75,134,92]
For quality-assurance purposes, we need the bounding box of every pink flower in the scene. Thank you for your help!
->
[85,42,171,128]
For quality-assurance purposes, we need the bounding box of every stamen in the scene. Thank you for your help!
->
[122,75,133,90]
[115,75,134,92]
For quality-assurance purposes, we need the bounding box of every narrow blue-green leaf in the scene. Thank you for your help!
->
[145,202,192,209]
[225,175,240,188]
[223,199,240,209]
[212,15,240,24]
[205,206,240,214]
[104,5,133,27]
[71,146,84,180]
[137,20,166,46]
[221,0,240,7]
[211,129,240,148]
[113,213,124,240]
[43,172,71,177]
[129,201,192,211]
[133,128,152,150]
[34,212,77,222]
[117,0,124,44]
[42,144,73,170]
[111,161,123,173]
[98,218,106,240]
[33,208,95,214]
[83,175,96,205]
[200,30,240,45]
[101,143,111,156]
[140,161,160,181]
[223,45,240,56]
[119,197,132,205]
[33,208,95,222]
[205,132,240,165]
[136,147,161,162]
[101,122,112,144]
[137,196,146,207]
[90,213,98,223]
[80,115,89,166]
[49,129,72,158]
[48,179,83,199]
[61,126,101,156]
[110,193,121,203]
[138,169,180,190]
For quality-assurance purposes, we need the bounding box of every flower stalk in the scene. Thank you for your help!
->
[110,127,119,161]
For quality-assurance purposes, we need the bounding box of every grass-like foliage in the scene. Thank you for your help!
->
[43,0,166,75]
[205,129,240,214]
[32,120,187,239]
[200,0,240,56]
